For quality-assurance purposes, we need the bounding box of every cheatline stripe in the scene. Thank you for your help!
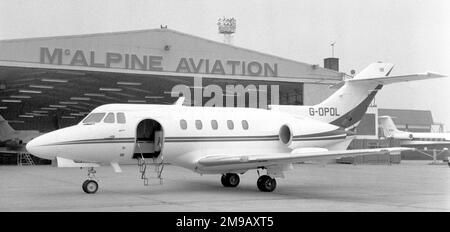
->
[165,135,279,142]
[40,133,348,146]
[165,138,279,143]
[293,134,346,139]
[165,135,279,143]
[292,136,346,141]
[41,137,135,146]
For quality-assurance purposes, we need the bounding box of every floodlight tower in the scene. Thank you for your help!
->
[217,17,236,44]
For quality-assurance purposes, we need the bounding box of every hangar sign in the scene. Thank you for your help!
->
[39,47,278,77]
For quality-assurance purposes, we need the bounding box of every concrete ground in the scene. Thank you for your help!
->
[0,161,449,211]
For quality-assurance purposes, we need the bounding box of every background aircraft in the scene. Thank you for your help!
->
[379,115,450,146]
[0,114,41,154]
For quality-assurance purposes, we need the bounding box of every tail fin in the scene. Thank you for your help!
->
[378,116,400,137]
[315,63,394,128]
[269,63,446,128]
[0,114,15,140]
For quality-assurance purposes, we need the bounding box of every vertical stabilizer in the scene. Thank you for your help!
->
[269,62,446,129]
[0,115,15,140]
[378,116,400,137]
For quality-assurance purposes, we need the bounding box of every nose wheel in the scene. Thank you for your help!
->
[221,173,240,187]
[82,167,99,194]
[82,179,98,194]
[257,175,277,192]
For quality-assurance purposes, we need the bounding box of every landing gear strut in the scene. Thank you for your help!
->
[257,175,277,192]
[82,167,99,194]
[221,173,240,187]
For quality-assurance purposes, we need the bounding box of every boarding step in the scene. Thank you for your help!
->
[136,143,164,186]
[17,153,35,166]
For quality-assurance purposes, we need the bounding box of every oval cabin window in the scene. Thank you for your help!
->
[180,119,187,130]
[227,120,234,130]
[211,120,218,130]
[241,120,249,130]
[195,120,203,130]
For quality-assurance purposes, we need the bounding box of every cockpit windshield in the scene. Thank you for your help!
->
[82,113,106,124]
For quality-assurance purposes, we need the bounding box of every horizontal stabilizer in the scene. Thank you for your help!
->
[347,72,446,85]
[56,157,100,168]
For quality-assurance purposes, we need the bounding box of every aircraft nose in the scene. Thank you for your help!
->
[26,133,57,160]
[26,136,42,157]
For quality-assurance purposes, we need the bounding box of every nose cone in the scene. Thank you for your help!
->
[25,137,39,156]
[26,132,58,160]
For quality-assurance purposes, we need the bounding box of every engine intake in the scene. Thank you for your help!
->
[279,124,292,145]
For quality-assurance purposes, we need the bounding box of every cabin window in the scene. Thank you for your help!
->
[82,113,106,124]
[195,120,203,130]
[117,112,126,124]
[227,120,234,130]
[242,120,249,130]
[211,120,218,130]
[180,119,187,130]
[103,113,115,123]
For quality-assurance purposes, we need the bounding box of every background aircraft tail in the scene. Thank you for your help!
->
[378,116,400,137]
[270,62,446,129]
[0,114,15,140]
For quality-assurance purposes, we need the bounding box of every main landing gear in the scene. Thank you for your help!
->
[257,175,277,192]
[220,173,277,192]
[221,173,240,187]
[82,167,99,194]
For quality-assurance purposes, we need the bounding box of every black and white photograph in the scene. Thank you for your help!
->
[0,0,449,215]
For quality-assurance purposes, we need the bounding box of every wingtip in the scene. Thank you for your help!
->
[426,72,447,78]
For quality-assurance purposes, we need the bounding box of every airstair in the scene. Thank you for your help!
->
[136,142,164,186]
[17,153,35,166]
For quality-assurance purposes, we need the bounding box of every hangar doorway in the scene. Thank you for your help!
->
[133,119,164,159]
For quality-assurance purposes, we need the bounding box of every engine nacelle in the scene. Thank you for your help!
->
[278,124,310,149]
[279,124,292,145]
[278,123,348,149]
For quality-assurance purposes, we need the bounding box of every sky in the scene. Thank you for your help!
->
[1,0,449,130]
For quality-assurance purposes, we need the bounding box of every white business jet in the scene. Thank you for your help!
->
[26,63,445,193]
[379,115,450,146]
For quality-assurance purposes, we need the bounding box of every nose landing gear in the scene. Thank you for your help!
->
[82,167,99,194]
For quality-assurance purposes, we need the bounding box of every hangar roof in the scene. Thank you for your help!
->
[0,28,344,83]
[0,28,343,132]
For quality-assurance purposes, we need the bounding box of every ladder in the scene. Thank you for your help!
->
[136,142,164,186]
[18,153,35,166]
[137,153,149,186]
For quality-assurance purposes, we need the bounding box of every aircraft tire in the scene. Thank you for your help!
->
[82,180,98,194]
[257,175,276,192]
[221,175,230,187]
[221,173,240,187]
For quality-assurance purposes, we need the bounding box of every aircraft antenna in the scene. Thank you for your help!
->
[331,42,336,57]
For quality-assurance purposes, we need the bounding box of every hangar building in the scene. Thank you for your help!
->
[0,28,344,132]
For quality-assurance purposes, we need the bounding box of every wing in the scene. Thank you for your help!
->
[197,147,414,170]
